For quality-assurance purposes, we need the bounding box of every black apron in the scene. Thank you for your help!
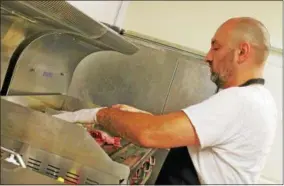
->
[155,78,265,185]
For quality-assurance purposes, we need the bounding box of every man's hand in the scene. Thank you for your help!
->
[111,104,153,115]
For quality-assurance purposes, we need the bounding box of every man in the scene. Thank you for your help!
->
[54,17,278,184]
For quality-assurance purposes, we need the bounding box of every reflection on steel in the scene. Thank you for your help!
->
[5,32,98,95]
[1,146,26,168]
[0,14,52,90]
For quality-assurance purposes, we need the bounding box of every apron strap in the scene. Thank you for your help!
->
[239,78,265,87]
[215,78,265,93]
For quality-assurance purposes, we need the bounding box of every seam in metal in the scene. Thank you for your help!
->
[161,59,180,114]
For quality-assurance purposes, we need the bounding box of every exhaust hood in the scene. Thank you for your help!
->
[0,1,138,55]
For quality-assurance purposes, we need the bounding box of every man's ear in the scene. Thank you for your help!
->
[238,42,250,64]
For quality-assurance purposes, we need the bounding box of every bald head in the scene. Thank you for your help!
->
[223,17,271,64]
[206,17,271,88]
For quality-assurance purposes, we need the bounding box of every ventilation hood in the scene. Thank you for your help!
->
[0,1,138,55]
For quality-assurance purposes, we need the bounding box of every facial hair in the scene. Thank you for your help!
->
[210,49,235,88]
[210,71,225,88]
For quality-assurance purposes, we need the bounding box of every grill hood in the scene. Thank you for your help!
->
[0,1,138,55]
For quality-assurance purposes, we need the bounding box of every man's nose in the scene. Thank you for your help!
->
[205,50,213,64]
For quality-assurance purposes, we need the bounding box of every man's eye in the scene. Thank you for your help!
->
[213,48,219,51]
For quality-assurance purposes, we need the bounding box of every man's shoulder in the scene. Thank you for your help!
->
[226,86,278,123]
[215,85,272,101]
[206,85,276,113]
[216,86,252,95]
[183,87,244,114]
[209,86,245,102]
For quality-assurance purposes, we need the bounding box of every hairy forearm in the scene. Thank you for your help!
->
[96,108,156,146]
[142,112,200,148]
[96,108,199,148]
[53,105,198,148]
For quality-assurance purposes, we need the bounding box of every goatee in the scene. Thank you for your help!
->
[210,71,225,88]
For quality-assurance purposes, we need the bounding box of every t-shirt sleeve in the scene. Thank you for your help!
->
[182,88,244,148]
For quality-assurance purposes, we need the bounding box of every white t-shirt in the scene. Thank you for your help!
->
[182,85,278,184]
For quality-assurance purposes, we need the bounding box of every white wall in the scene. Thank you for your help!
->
[66,1,129,27]
[122,1,283,184]
[122,1,282,53]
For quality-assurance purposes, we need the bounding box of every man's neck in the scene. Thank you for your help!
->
[223,69,264,88]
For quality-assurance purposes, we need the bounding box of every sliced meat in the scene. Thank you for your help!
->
[88,129,121,147]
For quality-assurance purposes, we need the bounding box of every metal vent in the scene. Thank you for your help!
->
[64,171,79,184]
[14,1,106,38]
[85,178,99,185]
[27,157,41,171]
[45,164,60,179]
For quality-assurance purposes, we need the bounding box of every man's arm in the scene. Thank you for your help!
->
[97,108,200,148]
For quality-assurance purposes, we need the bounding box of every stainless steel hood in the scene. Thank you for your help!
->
[0,1,139,95]
[0,1,138,55]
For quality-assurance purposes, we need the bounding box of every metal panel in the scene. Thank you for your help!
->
[1,136,129,185]
[7,33,99,95]
[68,42,179,114]
[0,14,51,90]
[163,58,216,113]
[1,160,63,184]
[1,98,130,182]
